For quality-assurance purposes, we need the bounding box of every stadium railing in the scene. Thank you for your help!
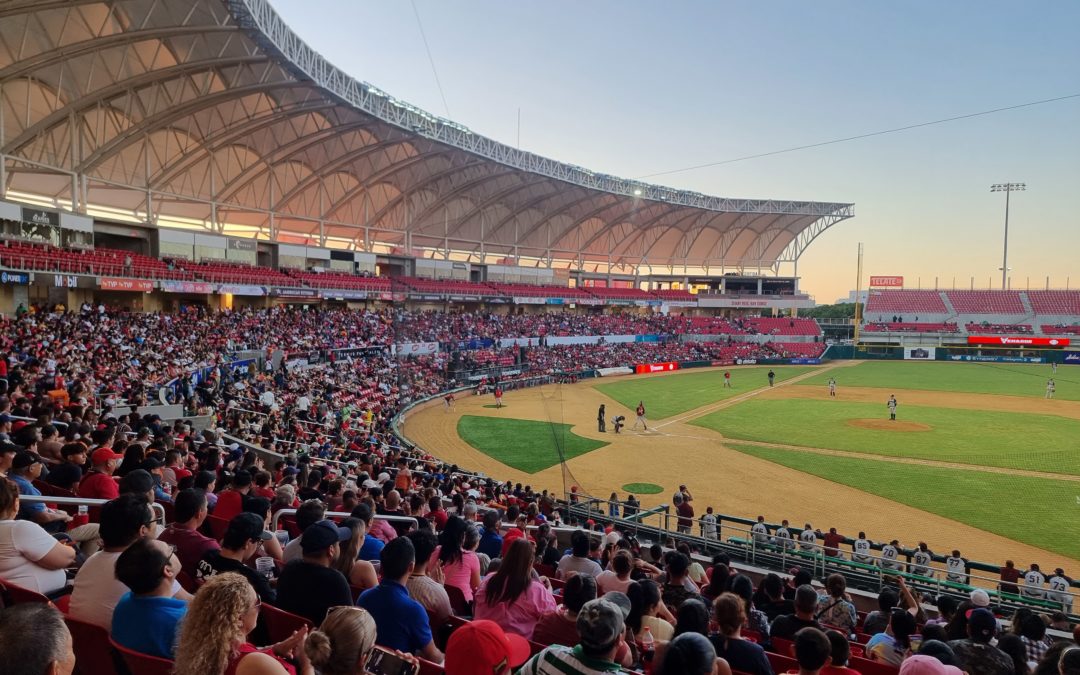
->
[562,493,1077,619]
[20,495,167,525]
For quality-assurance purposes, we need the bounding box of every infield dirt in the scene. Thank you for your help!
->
[401,364,1080,573]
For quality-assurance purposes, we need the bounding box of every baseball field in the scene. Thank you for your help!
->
[401,359,1080,571]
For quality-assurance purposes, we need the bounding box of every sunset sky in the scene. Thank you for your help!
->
[272,1,1080,304]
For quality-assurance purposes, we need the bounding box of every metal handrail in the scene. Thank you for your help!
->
[270,508,417,532]
[20,494,166,524]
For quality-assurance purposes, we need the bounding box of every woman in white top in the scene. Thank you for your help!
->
[0,477,75,595]
[628,579,676,642]
[597,550,635,595]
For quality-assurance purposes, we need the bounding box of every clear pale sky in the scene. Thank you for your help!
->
[271,1,1080,304]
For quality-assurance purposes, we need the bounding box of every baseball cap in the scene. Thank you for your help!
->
[140,457,164,471]
[91,447,124,464]
[377,472,390,483]
[576,598,626,653]
[225,512,273,544]
[966,608,997,641]
[11,451,42,470]
[300,519,352,554]
[444,619,530,675]
[899,654,964,675]
[119,469,154,495]
[969,589,990,608]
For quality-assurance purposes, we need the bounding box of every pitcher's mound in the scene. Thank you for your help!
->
[847,419,932,432]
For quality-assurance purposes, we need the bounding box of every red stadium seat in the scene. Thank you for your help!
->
[260,603,313,643]
[66,615,121,675]
[109,638,174,675]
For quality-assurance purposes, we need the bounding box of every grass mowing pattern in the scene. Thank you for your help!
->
[727,443,1080,560]
[692,399,1080,475]
[798,361,1077,400]
[595,366,817,419]
[621,483,664,495]
[456,415,608,474]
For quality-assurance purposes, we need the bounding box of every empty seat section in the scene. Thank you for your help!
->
[864,290,947,315]
[945,290,1024,314]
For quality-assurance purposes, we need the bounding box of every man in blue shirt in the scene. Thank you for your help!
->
[112,537,189,659]
[10,451,72,532]
[354,502,385,561]
[358,536,443,664]
[477,510,504,559]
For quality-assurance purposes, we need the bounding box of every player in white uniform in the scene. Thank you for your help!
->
[1046,379,1056,399]
[945,550,969,584]
[751,516,769,546]
[1023,563,1047,599]
[828,377,837,398]
[799,524,817,553]
[852,532,873,564]
[1047,568,1073,612]
[775,520,794,551]
[911,542,934,578]
[880,540,903,572]
[700,508,718,540]
[887,395,898,420]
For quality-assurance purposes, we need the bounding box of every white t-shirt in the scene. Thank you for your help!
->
[0,520,67,594]
[556,555,602,579]
[297,396,311,412]
[69,550,181,629]
[259,390,275,407]
[595,570,633,595]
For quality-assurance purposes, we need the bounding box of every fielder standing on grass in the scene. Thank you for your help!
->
[828,377,837,398]
[887,394,898,420]
[767,369,775,386]
[633,401,648,431]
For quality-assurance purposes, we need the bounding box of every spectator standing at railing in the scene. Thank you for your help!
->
[701,507,717,540]
[674,494,694,534]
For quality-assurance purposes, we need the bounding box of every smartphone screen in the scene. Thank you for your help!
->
[366,648,419,675]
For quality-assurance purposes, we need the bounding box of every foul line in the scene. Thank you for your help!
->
[654,363,847,429]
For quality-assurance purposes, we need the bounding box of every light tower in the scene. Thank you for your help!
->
[990,183,1025,290]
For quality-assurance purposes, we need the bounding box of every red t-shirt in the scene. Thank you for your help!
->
[823,532,844,557]
[214,490,244,521]
[77,471,119,500]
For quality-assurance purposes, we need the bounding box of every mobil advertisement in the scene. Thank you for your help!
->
[634,361,679,374]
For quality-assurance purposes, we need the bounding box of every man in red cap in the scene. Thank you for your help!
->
[77,447,124,499]
[444,619,531,675]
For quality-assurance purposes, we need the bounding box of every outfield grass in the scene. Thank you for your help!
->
[595,366,817,419]
[692,399,1080,474]
[728,443,1080,560]
[456,415,608,473]
[799,361,1077,400]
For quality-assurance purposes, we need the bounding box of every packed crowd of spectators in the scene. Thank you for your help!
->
[0,304,1074,675]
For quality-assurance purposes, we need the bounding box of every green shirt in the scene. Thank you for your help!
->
[518,644,623,675]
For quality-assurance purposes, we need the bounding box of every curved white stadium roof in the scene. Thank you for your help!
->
[0,0,853,270]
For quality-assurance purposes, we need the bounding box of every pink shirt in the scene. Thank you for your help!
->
[432,546,481,602]
[474,577,557,639]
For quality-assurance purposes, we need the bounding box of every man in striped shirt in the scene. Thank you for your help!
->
[518,597,627,674]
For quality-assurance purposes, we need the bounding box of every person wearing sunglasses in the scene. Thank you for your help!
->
[70,494,191,629]
[111,537,188,659]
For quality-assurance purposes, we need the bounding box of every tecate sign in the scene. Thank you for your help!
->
[869,276,904,287]
[967,336,1070,347]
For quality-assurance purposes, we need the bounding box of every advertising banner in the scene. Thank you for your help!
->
[100,277,153,292]
[634,361,679,374]
[55,274,79,288]
[788,358,823,365]
[320,290,368,300]
[967,336,1070,347]
[903,347,936,360]
[497,337,541,348]
[1063,353,1080,364]
[217,284,265,296]
[949,355,1045,363]
[393,342,440,356]
[513,297,547,305]
[21,206,59,227]
[0,271,30,285]
[271,287,319,299]
[596,367,633,377]
[869,276,904,287]
[161,280,213,294]
[331,345,388,360]
[545,298,565,305]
